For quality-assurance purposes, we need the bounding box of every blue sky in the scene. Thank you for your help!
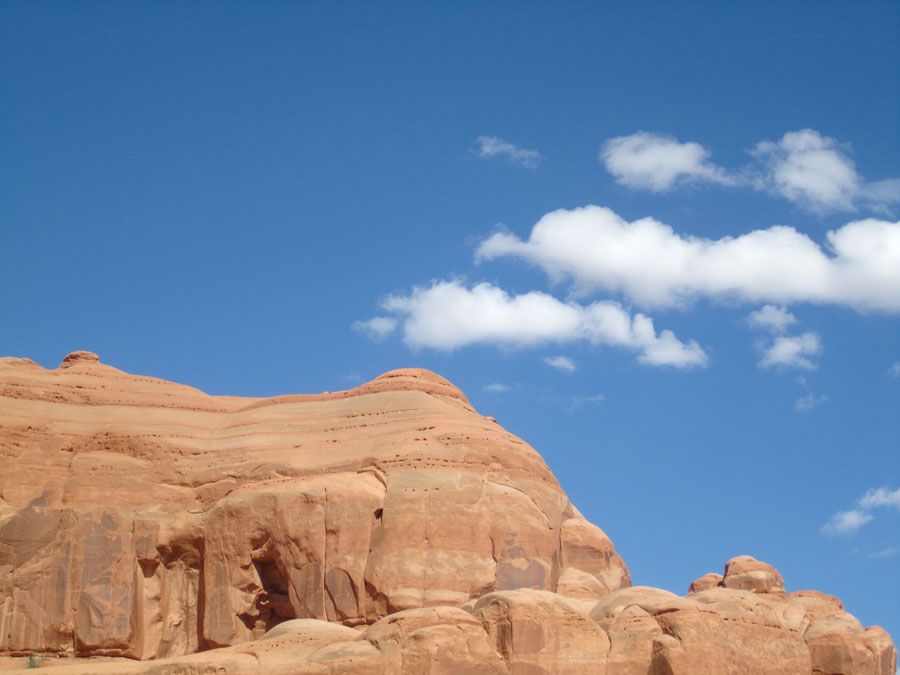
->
[2,0,898,641]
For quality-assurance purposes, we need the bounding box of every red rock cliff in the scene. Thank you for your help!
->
[0,353,893,674]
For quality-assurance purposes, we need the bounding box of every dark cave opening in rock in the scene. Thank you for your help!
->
[250,557,294,632]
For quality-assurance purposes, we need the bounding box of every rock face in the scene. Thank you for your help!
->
[0,353,894,674]
[0,354,627,659]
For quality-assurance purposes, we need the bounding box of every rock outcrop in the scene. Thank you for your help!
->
[0,353,894,673]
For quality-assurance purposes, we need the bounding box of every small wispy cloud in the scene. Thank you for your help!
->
[887,362,900,378]
[821,509,873,536]
[795,392,827,413]
[474,135,541,169]
[748,305,797,334]
[759,332,822,370]
[868,546,900,560]
[482,382,513,393]
[749,308,823,388]
[352,316,397,341]
[544,355,577,372]
[858,487,900,510]
[821,486,900,536]
[570,393,605,410]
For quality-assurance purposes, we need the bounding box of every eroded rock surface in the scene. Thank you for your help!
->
[0,353,894,674]
[0,353,627,661]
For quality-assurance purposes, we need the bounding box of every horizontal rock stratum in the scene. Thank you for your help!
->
[0,352,894,674]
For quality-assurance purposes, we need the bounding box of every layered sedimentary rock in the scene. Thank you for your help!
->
[0,353,627,660]
[0,353,894,674]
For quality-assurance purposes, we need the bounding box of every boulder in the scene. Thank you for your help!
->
[361,606,506,673]
[656,587,811,674]
[474,589,610,673]
[805,612,880,675]
[722,555,785,595]
[688,572,723,594]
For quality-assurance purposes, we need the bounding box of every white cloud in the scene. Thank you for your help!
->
[379,280,708,369]
[759,332,822,370]
[474,135,541,169]
[868,546,900,560]
[795,392,827,412]
[482,382,513,393]
[822,486,900,537]
[352,316,397,341]
[601,132,733,191]
[858,487,900,511]
[861,178,900,213]
[599,129,900,214]
[569,393,606,411]
[544,355,577,372]
[887,362,900,378]
[476,205,900,312]
[821,509,874,536]
[748,305,797,334]
[752,130,860,213]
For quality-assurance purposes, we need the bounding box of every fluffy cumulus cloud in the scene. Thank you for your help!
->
[751,130,900,213]
[474,135,541,168]
[378,280,708,369]
[600,129,900,213]
[544,355,577,372]
[600,132,733,191]
[821,486,900,536]
[476,205,900,312]
[748,305,797,334]
[759,332,822,370]
[351,316,397,341]
[752,130,861,213]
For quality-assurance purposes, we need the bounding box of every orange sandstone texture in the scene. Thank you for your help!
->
[0,353,894,674]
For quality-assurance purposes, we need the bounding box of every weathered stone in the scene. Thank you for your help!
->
[0,352,894,673]
[805,612,879,675]
[556,566,611,600]
[656,587,811,674]
[474,589,610,673]
[361,605,505,673]
[864,626,898,675]
[722,555,785,595]
[688,572,723,594]
[558,518,631,595]
[601,604,663,675]
[0,355,623,659]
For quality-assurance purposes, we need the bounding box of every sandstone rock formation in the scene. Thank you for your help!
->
[0,353,894,673]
